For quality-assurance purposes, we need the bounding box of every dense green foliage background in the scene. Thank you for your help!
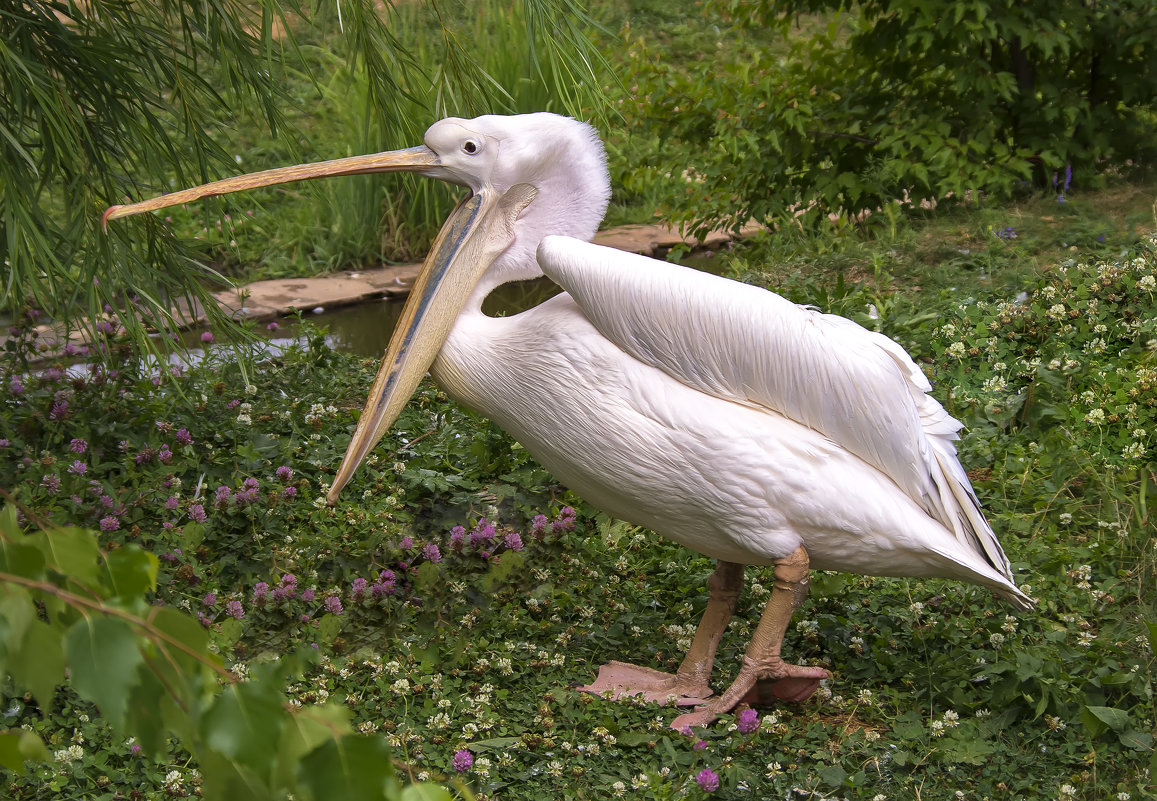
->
[1,0,1155,798]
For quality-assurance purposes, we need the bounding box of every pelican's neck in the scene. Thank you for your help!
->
[470,116,611,306]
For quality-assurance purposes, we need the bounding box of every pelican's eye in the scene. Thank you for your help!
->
[462,139,479,155]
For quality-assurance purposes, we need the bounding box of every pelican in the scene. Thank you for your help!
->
[105,112,1033,730]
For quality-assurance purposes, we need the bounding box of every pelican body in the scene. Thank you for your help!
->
[105,112,1032,729]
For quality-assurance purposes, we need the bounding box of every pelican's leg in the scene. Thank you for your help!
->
[577,561,744,706]
[672,546,830,731]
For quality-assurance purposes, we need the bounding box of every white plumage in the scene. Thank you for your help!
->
[104,111,1032,729]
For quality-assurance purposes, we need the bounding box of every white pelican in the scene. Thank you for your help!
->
[105,112,1033,730]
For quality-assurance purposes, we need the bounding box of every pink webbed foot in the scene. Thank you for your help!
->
[576,661,713,707]
[670,663,830,733]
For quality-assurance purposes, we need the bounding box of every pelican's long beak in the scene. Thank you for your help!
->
[325,182,536,503]
[102,146,442,228]
[102,147,536,506]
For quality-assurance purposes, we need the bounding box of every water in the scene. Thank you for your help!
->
[257,250,725,359]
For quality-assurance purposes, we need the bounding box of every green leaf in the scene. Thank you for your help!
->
[8,619,65,710]
[201,679,288,784]
[297,734,397,801]
[104,546,158,600]
[125,667,169,758]
[402,784,453,801]
[277,703,353,789]
[30,527,102,588]
[1119,729,1154,751]
[64,616,144,731]
[0,541,46,581]
[317,613,344,643]
[1084,705,1130,733]
[818,763,847,787]
[0,729,49,772]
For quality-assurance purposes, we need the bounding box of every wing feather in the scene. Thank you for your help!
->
[538,236,1014,581]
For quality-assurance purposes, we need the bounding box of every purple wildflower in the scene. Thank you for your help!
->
[693,739,707,751]
[99,515,119,532]
[350,577,368,602]
[253,582,270,607]
[736,708,759,734]
[99,494,114,508]
[50,400,69,420]
[189,504,206,523]
[200,331,213,343]
[275,465,292,482]
[203,592,217,606]
[696,768,720,793]
[422,543,442,563]
[9,377,24,395]
[399,535,414,550]
[301,589,315,603]
[554,506,577,531]
[451,749,473,773]
[197,612,211,628]
[130,743,143,756]
[134,446,156,465]
[266,321,280,332]
[158,445,173,464]
[69,438,88,454]
[469,520,494,547]
[282,486,297,500]
[41,474,61,494]
[164,496,180,511]
[449,525,467,552]
[324,595,342,615]
[175,428,193,446]
[0,438,9,447]
[281,574,298,589]
[504,531,524,552]
[226,399,240,410]
[67,460,86,475]
[530,514,549,536]
[225,600,244,619]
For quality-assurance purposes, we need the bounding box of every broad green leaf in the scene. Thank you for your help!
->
[104,547,158,600]
[64,616,144,731]
[0,729,49,772]
[125,667,168,758]
[147,606,212,678]
[402,784,453,801]
[8,619,65,710]
[1119,729,1154,751]
[276,703,353,789]
[201,679,288,784]
[317,613,343,643]
[1084,705,1130,733]
[0,541,46,581]
[30,527,101,588]
[297,734,397,801]
[0,587,37,671]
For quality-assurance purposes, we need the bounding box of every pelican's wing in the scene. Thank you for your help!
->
[538,236,1012,578]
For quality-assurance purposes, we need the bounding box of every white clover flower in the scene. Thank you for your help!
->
[1140,275,1155,290]
[1085,408,1106,424]
[947,341,966,357]
[1077,631,1096,647]
[53,744,84,763]
[611,781,627,797]
[1060,512,1073,524]
[1059,784,1078,799]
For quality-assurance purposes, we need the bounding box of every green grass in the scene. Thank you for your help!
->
[1,225,1154,799]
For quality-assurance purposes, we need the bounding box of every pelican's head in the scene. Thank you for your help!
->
[103,112,611,502]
